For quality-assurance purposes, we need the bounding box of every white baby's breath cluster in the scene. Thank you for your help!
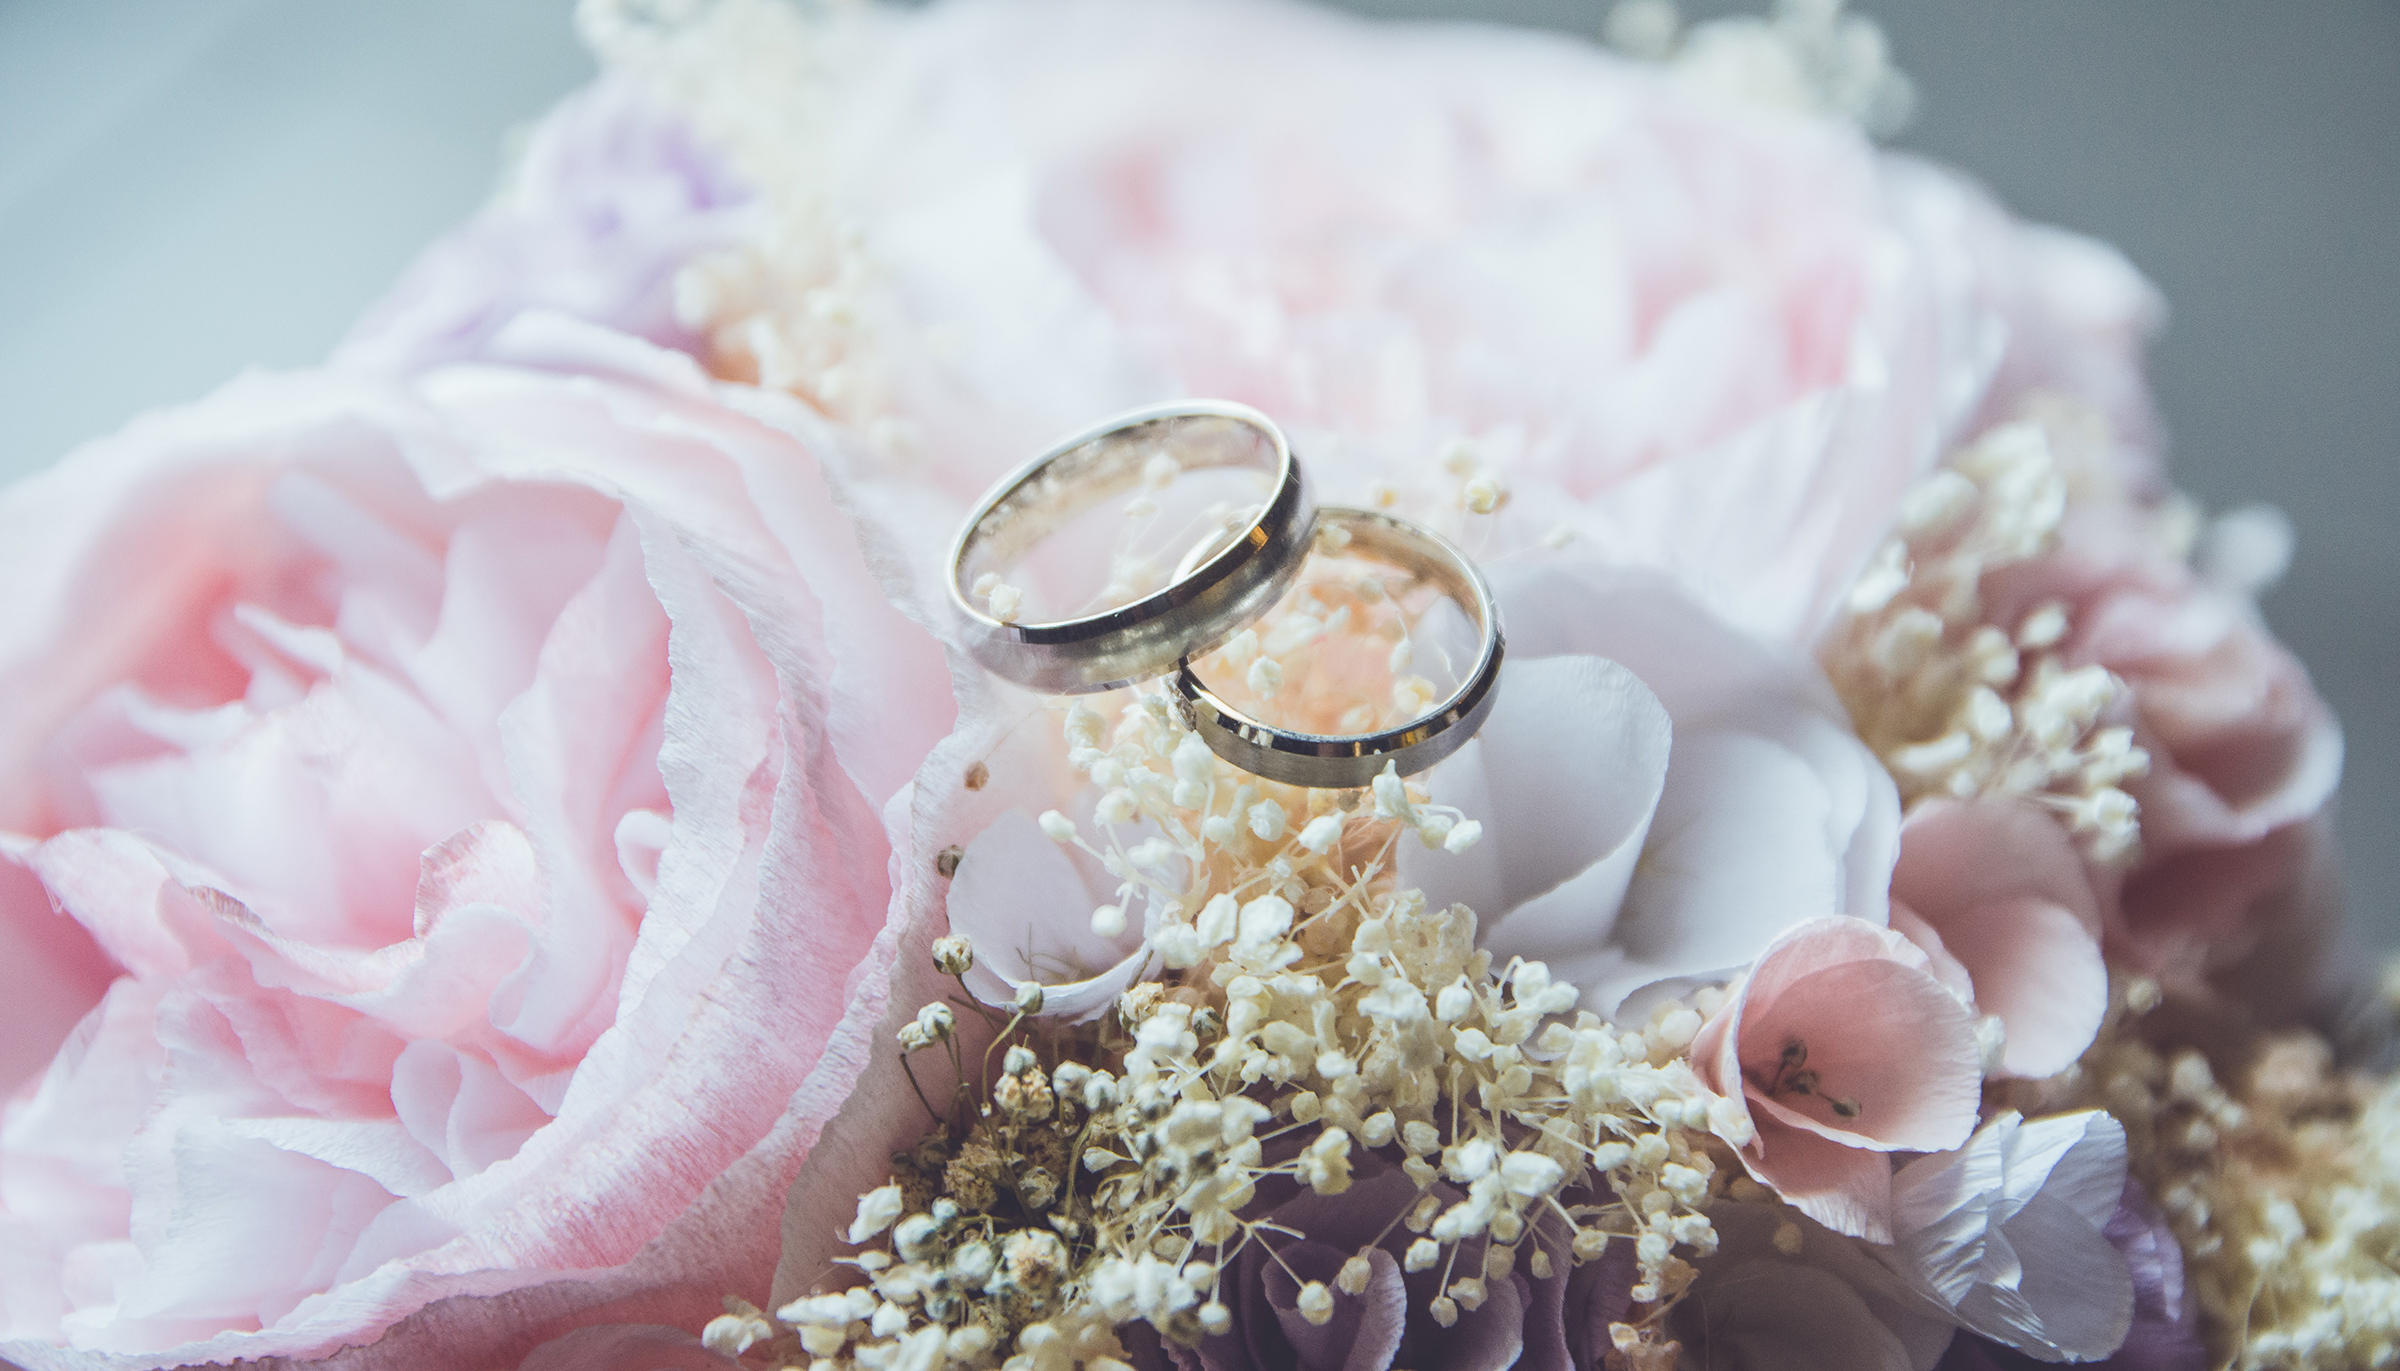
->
[1605,0,1916,137]
[1821,415,2151,862]
[579,0,917,456]
[2007,983,2400,1370]
[747,587,1733,1369]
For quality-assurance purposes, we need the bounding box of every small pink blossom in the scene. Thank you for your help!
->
[1890,800,2108,1079]
[1693,917,1984,1242]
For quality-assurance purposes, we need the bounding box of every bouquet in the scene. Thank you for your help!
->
[0,2,2370,1369]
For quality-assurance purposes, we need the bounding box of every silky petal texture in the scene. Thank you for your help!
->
[1671,1202,1958,1371]
[512,1323,745,1371]
[1693,918,1982,1242]
[1892,802,2108,1078]
[1396,656,1671,1003]
[0,335,955,1367]
[1886,1111,2133,1363]
[947,805,1154,1021]
[1421,560,1896,1020]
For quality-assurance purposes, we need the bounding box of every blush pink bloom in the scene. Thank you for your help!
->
[1692,917,1984,1242]
[0,321,953,1368]
[1983,496,2343,1018]
[628,0,2166,648]
[1890,800,2109,1079]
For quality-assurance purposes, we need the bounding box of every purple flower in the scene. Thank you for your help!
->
[1157,1151,1635,1371]
[1935,1178,2204,1371]
[338,79,754,373]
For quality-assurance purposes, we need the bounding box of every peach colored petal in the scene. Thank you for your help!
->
[1892,800,2101,939]
[1939,896,2106,1079]
[1744,1112,1902,1245]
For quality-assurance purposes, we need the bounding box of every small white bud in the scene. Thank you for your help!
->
[1434,977,1474,1023]
[1038,810,1077,843]
[1090,903,1127,938]
[1196,893,1240,947]
[1296,1280,1334,1325]
[985,582,1023,623]
[1443,820,1483,854]
[847,1183,905,1243]
[1236,895,1293,952]
[1297,814,1344,855]
[1172,732,1216,786]
[1246,655,1284,698]
[1155,923,1205,968]
[1247,800,1288,842]
[931,935,974,976]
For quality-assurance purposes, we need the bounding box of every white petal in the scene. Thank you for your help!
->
[1596,730,1841,1015]
[945,807,1149,1021]
[1400,656,1669,964]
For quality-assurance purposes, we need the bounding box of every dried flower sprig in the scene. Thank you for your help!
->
[1821,413,2151,862]
[2003,978,2400,1370]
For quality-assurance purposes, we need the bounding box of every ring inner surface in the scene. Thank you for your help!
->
[1183,510,1491,746]
[958,413,1281,631]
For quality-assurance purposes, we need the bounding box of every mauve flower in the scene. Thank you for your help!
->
[1674,1121,2155,1371]
[1933,1179,2204,1371]
[1668,1200,1955,1371]
[1877,1110,2131,1362]
[338,80,754,376]
[1890,801,2108,1079]
[1399,560,1899,1021]
[0,323,953,1367]
[1982,484,2343,1019]
[1692,917,1984,1241]
[1154,1149,1624,1371]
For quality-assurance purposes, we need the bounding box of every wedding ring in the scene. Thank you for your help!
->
[949,401,1315,694]
[1173,508,1503,788]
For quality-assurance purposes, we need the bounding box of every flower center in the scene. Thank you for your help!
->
[1750,1036,1861,1121]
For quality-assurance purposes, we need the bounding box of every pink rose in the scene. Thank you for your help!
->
[1692,917,1984,1241]
[1890,800,2109,1079]
[0,324,953,1367]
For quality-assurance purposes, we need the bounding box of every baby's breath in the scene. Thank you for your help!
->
[1821,411,2150,863]
[757,591,1731,1368]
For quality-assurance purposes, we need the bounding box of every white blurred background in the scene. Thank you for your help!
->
[0,0,2392,945]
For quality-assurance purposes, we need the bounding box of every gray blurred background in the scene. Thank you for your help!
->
[0,0,2392,944]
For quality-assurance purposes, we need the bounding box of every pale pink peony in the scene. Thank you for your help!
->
[0,321,954,1368]
[1890,800,2109,1079]
[621,0,2146,647]
[1692,917,1984,1242]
